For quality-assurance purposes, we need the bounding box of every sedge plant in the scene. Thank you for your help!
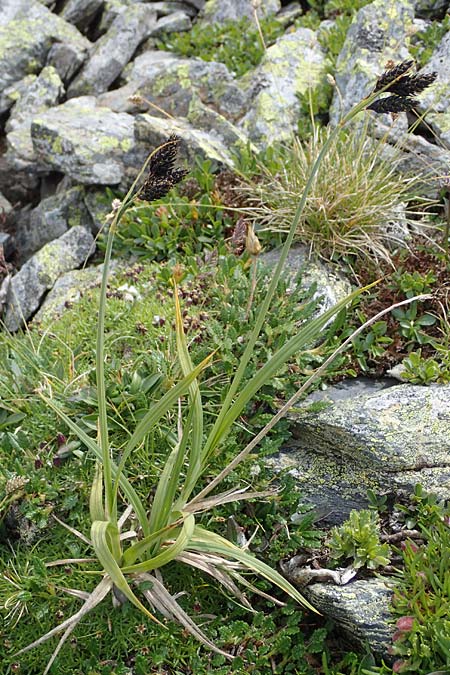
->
[14,62,438,673]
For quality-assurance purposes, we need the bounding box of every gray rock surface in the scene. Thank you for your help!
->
[260,246,352,318]
[329,0,415,124]
[46,42,90,85]
[270,383,450,523]
[13,187,92,263]
[30,97,139,185]
[0,0,89,106]
[67,4,158,98]
[121,51,248,121]
[5,66,65,170]
[34,265,103,323]
[199,0,280,23]
[303,579,394,656]
[4,226,95,332]
[150,10,192,36]
[239,28,328,146]
[135,113,236,168]
[418,31,450,149]
[60,0,104,29]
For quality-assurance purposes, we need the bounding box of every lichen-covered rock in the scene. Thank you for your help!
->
[4,226,94,332]
[0,75,37,117]
[33,265,103,323]
[271,383,450,523]
[259,246,352,318]
[46,42,90,85]
[413,0,450,18]
[150,10,192,36]
[5,66,65,171]
[329,0,414,124]
[30,97,139,185]
[13,187,93,263]
[238,28,328,146]
[417,31,450,149]
[60,0,104,30]
[199,0,280,23]
[67,4,157,98]
[135,113,236,168]
[303,579,394,657]
[377,125,450,192]
[120,51,248,121]
[83,189,114,233]
[149,2,199,18]
[0,0,89,109]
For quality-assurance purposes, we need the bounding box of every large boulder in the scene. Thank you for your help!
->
[329,0,415,124]
[119,51,248,121]
[13,187,93,263]
[5,66,65,171]
[67,4,158,98]
[417,31,450,149]
[199,0,280,24]
[0,0,89,114]
[238,28,328,146]
[271,383,450,524]
[3,226,95,332]
[30,97,140,186]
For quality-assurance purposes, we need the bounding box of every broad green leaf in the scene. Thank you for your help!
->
[91,521,163,626]
[89,461,105,522]
[121,513,195,573]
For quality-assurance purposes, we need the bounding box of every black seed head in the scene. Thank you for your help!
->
[138,135,188,202]
[374,60,414,92]
[367,96,418,114]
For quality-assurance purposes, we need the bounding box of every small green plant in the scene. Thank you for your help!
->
[401,349,443,384]
[155,16,285,77]
[391,303,436,346]
[389,486,450,674]
[350,317,393,371]
[328,509,391,570]
[409,14,450,67]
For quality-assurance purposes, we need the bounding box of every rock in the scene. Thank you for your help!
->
[60,0,104,30]
[303,579,394,657]
[238,28,328,146]
[46,42,90,85]
[329,0,415,125]
[135,113,236,168]
[34,265,103,323]
[259,246,352,318]
[3,226,95,332]
[270,383,450,524]
[13,187,93,263]
[377,125,450,193]
[149,2,199,18]
[67,4,158,98]
[298,376,398,406]
[0,75,37,117]
[120,51,248,121]
[5,66,65,171]
[0,192,13,219]
[413,0,450,19]
[30,97,139,186]
[0,232,14,259]
[150,11,192,36]
[83,189,114,234]
[417,31,450,150]
[0,0,89,107]
[199,0,280,23]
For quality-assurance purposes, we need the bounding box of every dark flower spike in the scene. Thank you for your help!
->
[139,135,188,202]
[374,60,414,92]
[367,96,418,114]
[368,60,437,115]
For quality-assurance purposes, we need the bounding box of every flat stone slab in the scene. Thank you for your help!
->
[270,383,450,523]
